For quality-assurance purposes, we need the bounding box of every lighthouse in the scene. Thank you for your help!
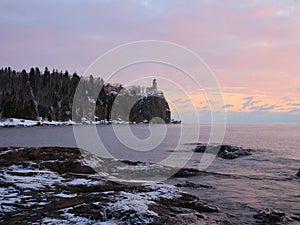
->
[152,78,157,91]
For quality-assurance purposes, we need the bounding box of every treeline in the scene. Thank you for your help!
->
[0,67,171,123]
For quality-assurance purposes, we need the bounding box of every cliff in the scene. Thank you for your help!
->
[129,93,171,123]
[0,67,171,123]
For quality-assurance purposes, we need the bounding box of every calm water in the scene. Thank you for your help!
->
[0,123,299,223]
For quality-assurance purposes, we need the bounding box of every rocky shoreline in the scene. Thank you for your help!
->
[0,147,299,224]
[0,147,221,224]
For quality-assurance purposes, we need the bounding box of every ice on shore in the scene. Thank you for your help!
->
[0,118,131,127]
[0,118,76,127]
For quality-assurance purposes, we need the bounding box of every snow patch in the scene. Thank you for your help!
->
[3,167,64,190]
[105,183,181,223]
[88,96,96,104]
[115,163,164,172]
[65,178,104,186]
[54,193,77,198]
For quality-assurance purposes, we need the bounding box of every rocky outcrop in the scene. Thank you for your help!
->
[175,181,213,189]
[173,168,203,177]
[0,146,220,225]
[194,143,252,159]
[254,208,300,224]
[129,94,171,124]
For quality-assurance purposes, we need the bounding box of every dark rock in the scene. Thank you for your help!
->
[148,192,219,224]
[191,201,220,213]
[170,119,181,124]
[28,148,41,160]
[111,210,123,219]
[194,143,207,152]
[253,208,294,224]
[297,169,300,177]
[194,143,252,159]
[173,168,202,177]
[49,198,86,211]
[129,95,171,124]
[176,181,213,189]
[120,160,142,166]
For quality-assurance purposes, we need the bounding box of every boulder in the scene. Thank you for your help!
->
[194,143,252,159]
[253,208,297,224]
[176,181,213,189]
[173,168,202,177]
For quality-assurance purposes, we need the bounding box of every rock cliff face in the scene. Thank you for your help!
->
[129,94,171,124]
[0,67,171,123]
[129,95,171,123]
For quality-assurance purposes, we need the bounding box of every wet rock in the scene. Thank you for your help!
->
[173,168,202,177]
[148,194,218,224]
[41,160,95,174]
[217,215,240,225]
[191,201,220,213]
[194,143,207,152]
[194,143,252,159]
[253,208,296,224]
[0,146,221,225]
[176,181,213,189]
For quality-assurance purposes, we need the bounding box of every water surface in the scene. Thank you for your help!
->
[0,123,299,223]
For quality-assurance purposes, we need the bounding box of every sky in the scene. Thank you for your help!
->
[1,0,300,122]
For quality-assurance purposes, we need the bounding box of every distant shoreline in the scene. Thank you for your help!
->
[0,117,182,128]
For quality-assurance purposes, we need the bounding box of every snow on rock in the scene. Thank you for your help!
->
[0,118,76,127]
[0,118,38,127]
[105,183,181,224]
[65,178,105,186]
[0,149,12,155]
[42,119,76,126]
[54,193,78,198]
[88,96,96,104]
[111,119,130,125]
[107,191,159,222]
[0,147,220,224]
[3,166,64,190]
[0,116,174,127]
[115,163,165,172]
[146,183,182,200]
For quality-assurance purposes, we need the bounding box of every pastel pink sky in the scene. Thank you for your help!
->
[1,0,300,122]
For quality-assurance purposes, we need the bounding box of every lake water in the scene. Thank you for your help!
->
[0,123,299,223]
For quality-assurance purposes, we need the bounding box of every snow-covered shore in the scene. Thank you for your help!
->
[0,118,76,127]
[0,118,131,127]
[0,146,220,224]
[0,118,181,127]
